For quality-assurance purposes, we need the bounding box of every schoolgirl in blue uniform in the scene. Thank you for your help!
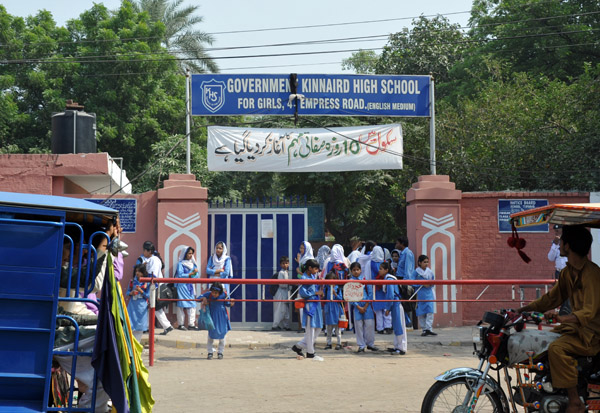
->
[323,271,343,350]
[200,282,234,359]
[371,246,391,334]
[291,259,324,360]
[349,262,378,353]
[383,261,407,354]
[175,246,199,330]
[126,264,150,343]
[410,255,437,337]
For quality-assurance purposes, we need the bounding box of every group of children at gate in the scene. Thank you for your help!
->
[280,238,437,360]
[126,237,436,362]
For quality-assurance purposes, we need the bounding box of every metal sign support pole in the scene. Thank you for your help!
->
[429,76,436,175]
[186,69,191,174]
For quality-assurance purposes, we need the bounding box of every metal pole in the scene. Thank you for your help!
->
[185,69,191,174]
[429,76,436,175]
[73,110,77,154]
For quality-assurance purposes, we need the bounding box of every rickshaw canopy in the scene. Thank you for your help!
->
[510,203,600,229]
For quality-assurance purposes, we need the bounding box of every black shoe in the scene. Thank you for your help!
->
[306,353,315,358]
[177,325,187,331]
[284,328,292,331]
[357,347,365,353]
[272,326,282,331]
[159,326,173,335]
[335,344,342,350]
[385,328,393,335]
[188,325,198,331]
[406,323,413,329]
[324,344,332,350]
[297,328,305,333]
[291,345,305,357]
[207,353,213,360]
[426,330,438,336]
[376,330,384,334]
[421,331,428,336]
[393,349,406,355]
[217,353,223,360]
[367,345,380,352]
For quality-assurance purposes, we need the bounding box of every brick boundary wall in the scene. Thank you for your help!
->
[460,192,589,325]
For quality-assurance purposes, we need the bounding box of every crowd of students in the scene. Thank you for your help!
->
[129,237,436,362]
[278,238,438,361]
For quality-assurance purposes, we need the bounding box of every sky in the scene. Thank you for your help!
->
[3,0,474,74]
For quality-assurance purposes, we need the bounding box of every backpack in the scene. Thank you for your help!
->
[269,272,279,297]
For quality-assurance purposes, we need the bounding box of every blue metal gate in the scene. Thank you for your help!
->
[208,207,307,327]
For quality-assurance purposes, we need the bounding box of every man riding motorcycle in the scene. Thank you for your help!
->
[517,225,600,413]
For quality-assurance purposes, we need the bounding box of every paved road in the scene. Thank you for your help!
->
[143,326,479,412]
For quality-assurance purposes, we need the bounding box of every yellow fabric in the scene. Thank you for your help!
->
[116,281,155,413]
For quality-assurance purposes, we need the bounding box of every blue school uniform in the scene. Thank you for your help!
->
[175,261,199,308]
[126,278,149,332]
[350,275,374,321]
[410,268,435,317]
[299,271,323,328]
[323,284,343,326]
[384,275,404,336]
[201,291,232,339]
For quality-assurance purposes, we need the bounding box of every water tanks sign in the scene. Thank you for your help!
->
[85,198,137,233]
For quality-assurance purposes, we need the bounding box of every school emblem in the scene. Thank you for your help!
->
[201,79,226,113]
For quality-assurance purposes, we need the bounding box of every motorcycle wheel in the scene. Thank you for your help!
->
[421,378,504,413]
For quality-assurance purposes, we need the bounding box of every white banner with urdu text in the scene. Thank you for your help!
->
[207,124,403,172]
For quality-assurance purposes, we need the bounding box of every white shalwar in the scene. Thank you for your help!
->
[145,254,173,330]
[272,270,291,329]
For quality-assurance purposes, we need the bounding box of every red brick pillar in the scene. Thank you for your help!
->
[406,175,462,327]
[157,174,208,323]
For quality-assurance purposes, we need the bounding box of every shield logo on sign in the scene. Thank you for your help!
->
[201,79,226,113]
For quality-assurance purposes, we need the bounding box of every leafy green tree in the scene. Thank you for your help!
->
[341,49,378,74]
[376,15,469,99]
[468,0,600,80]
[436,63,600,191]
[130,0,218,74]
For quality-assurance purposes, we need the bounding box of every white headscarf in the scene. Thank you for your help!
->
[384,248,391,262]
[299,241,314,265]
[330,244,345,263]
[316,245,330,269]
[212,241,229,270]
[178,246,197,271]
[371,246,385,263]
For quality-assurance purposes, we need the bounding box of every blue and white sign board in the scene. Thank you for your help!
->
[498,199,549,233]
[86,198,137,233]
[192,74,431,117]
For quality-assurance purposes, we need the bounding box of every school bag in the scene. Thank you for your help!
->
[269,272,279,297]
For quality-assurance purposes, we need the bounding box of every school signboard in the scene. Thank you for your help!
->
[498,199,549,233]
[192,74,431,117]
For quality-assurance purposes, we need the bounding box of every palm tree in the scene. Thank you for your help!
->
[130,0,219,73]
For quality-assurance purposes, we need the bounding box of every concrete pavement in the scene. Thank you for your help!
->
[143,324,475,351]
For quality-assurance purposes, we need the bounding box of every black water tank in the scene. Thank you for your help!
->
[51,110,97,154]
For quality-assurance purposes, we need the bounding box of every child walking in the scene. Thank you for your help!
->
[411,255,437,337]
[200,282,234,359]
[291,259,324,360]
[383,262,408,355]
[349,262,378,353]
[323,272,343,350]
[272,256,291,331]
[126,264,150,343]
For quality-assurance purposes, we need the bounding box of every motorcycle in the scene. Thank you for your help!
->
[421,310,600,413]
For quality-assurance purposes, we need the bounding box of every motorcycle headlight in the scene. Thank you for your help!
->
[472,326,487,352]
